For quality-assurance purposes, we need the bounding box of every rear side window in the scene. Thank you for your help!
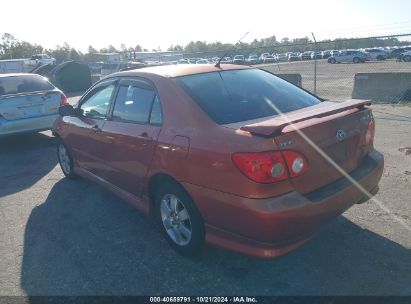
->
[175,69,321,124]
[112,85,155,124]
[0,75,54,95]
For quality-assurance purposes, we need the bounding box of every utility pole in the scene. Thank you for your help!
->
[311,32,317,95]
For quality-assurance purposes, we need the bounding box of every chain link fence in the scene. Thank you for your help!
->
[173,34,411,103]
[112,34,411,103]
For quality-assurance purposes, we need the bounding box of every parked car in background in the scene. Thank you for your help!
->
[288,52,302,61]
[196,59,210,64]
[247,55,260,64]
[262,54,276,63]
[328,50,368,64]
[322,50,332,59]
[54,65,383,258]
[388,47,411,59]
[179,59,190,64]
[259,53,270,62]
[233,55,245,64]
[220,57,232,64]
[330,50,340,57]
[28,54,56,66]
[0,73,66,136]
[400,50,411,62]
[276,53,288,62]
[301,51,313,60]
[364,49,387,60]
[311,51,324,59]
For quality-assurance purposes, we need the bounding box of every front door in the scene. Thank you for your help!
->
[63,80,117,178]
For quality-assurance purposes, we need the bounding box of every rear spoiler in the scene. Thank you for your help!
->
[240,99,371,136]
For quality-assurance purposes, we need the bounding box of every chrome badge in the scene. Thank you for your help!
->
[336,129,346,141]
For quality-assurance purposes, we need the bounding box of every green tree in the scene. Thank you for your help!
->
[1,33,18,58]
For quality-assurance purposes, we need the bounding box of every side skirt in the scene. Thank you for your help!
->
[73,166,151,216]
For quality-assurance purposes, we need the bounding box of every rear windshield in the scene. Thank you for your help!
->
[0,75,55,96]
[175,69,321,124]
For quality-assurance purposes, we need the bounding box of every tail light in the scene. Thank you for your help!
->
[232,150,308,183]
[60,94,68,105]
[282,150,308,177]
[365,119,375,145]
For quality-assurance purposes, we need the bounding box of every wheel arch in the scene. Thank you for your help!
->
[147,172,194,217]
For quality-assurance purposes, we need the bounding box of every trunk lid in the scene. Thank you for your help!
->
[240,100,374,194]
[0,90,61,120]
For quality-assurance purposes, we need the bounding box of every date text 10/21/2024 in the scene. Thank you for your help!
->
[149,297,258,303]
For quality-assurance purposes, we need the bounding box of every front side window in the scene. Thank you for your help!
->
[81,84,115,119]
[176,69,321,124]
[112,85,155,124]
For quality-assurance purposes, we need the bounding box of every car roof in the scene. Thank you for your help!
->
[111,64,253,78]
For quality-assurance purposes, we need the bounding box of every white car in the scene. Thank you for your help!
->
[328,50,368,64]
[196,59,210,64]
[29,54,56,66]
[276,53,288,62]
[364,49,387,61]
[0,73,66,136]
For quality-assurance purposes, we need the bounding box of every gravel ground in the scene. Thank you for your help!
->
[0,99,410,296]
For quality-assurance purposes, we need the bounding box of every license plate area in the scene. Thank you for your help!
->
[324,141,348,165]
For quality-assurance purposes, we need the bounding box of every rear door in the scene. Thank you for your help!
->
[0,75,61,120]
[101,78,163,197]
[62,79,117,176]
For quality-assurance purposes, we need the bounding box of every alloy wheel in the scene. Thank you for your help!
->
[160,194,192,246]
[58,143,71,175]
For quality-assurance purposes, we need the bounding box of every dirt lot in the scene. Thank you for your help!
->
[260,59,411,101]
[0,99,410,295]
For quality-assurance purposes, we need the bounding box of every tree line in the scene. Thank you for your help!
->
[1,33,410,63]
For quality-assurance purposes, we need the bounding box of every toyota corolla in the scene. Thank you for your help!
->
[53,64,383,258]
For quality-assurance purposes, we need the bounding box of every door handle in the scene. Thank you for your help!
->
[137,132,152,145]
[91,124,101,133]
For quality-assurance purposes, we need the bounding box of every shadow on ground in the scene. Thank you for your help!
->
[20,178,411,296]
[0,132,57,197]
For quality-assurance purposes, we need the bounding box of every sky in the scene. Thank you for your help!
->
[1,0,411,52]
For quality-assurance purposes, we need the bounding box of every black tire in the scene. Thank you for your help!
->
[329,58,336,64]
[57,140,76,179]
[353,57,360,64]
[404,55,411,62]
[155,182,205,256]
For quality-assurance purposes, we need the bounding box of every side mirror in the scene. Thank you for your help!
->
[58,104,75,116]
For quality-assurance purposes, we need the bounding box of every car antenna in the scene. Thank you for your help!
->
[215,32,249,68]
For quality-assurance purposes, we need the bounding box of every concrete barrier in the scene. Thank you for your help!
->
[352,73,411,103]
[274,73,302,87]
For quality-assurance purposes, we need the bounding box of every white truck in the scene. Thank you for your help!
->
[27,54,56,67]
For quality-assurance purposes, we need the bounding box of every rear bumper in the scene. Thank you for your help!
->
[183,149,384,258]
[0,114,58,136]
